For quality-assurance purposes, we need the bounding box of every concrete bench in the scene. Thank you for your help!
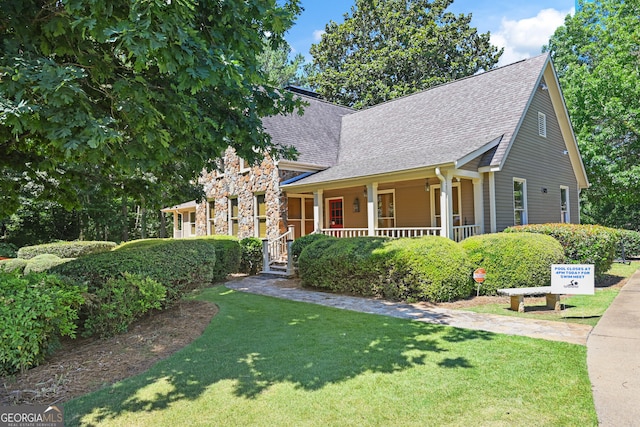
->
[496,286,561,312]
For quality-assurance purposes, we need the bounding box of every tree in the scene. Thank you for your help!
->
[257,38,307,88]
[546,0,640,230]
[0,0,302,218]
[308,0,502,109]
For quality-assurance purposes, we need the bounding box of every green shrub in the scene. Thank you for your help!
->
[0,272,85,375]
[114,238,171,251]
[83,273,166,338]
[504,223,618,278]
[18,241,116,260]
[0,258,28,273]
[240,237,263,275]
[461,233,566,295]
[199,236,241,279]
[298,236,473,303]
[23,254,74,274]
[373,237,474,302]
[51,239,219,307]
[617,229,640,258]
[0,242,17,258]
[290,233,333,261]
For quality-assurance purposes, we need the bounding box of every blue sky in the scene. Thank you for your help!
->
[286,0,576,66]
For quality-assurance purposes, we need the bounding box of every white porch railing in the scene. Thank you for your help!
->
[262,225,294,275]
[376,227,441,238]
[320,228,369,237]
[453,225,481,242]
[318,225,481,242]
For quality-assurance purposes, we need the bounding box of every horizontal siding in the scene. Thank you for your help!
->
[495,79,580,231]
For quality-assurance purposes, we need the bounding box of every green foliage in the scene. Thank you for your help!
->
[0,242,17,258]
[290,233,334,261]
[617,229,640,258]
[0,0,303,217]
[51,239,220,309]
[308,0,502,108]
[546,1,640,230]
[18,241,116,259]
[0,258,28,273]
[460,233,566,295]
[23,254,74,274]
[114,238,173,251]
[199,237,242,279]
[83,273,166,338]
[504,224,618,278]
[0,272,85,375]
[258,37,307,88]
[298,236,473,303]
[240,237,264,275]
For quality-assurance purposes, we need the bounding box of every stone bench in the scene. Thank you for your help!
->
[497,286,561,313]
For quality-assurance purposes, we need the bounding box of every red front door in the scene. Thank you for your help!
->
[328,198,344,228]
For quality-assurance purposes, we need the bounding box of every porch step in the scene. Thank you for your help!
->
[260,261,294,278]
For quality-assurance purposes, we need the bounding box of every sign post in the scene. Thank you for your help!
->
[473,268,486,297]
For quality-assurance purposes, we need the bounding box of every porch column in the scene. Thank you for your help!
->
[473,177,485,234]
[488,172,497,233]
[436,168,452,239]
[367,182,378,236]
[172,212,179,238]
[314,189,324,232]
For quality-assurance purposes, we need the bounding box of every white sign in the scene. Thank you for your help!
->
[551,264,595,295]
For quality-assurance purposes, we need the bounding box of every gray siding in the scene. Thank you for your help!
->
[494,80,580,231]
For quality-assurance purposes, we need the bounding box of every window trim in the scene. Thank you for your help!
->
[538,112,547,138]
[430,183,461,227]
[560,186,570,223]
[513,178,528,226]
[228,197,239,236]
[207,200,216,235]
[254,193,267,238]
[377,189,396,228]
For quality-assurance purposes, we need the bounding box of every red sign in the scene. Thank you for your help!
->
[473,268,486,284]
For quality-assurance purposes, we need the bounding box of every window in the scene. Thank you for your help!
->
[208,200,216,235]
[177,213,183,231]
[513,178,528,226]
[239,158,251,173]
[229,197,239,236]
[377,190,395,228]
[288,196,314,238]
[538,112,547,138]
[431,184,461,227]
[560,186,570,223]
[189,211,196,235]
[254,194,267,238]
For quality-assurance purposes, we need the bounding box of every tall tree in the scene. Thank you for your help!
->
[546,0,640,230]
[257,38,306,88]
[308,0,502,109]
[0,0,302,218]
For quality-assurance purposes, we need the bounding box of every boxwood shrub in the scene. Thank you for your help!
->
[240,237,263,275]
[461,233,566,295]
[23,254,74,274]
[0,258,28,273]
[504,223,618,278]
[290,233,334,262]
[18,241,116,260]
[298,236,473,303]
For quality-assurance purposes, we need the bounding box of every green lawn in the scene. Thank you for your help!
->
[63,286,596,426]
[464,261,640,326]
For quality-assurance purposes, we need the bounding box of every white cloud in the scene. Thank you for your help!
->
[312,29,325,42]
[491,8,574,66]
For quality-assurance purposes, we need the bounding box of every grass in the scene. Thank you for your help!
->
[465,261,639,326]
[63,286,596,426]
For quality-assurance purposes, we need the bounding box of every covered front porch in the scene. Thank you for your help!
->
[284,167,485,243]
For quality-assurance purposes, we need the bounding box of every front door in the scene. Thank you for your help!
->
[328,198,344,228]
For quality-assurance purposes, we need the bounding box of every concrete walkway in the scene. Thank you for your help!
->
[225,275,592,345]
[587,269,640,427]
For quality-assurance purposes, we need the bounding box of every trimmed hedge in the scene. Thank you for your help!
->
[18,241,116,260]
[461,233,566,295]
[298,236,473,303]
[240,237,263,275]
[0,258,28,273]
[23,254,74,274]
[618,229,640,258]
[0,272,85,375]
[504,223,618,278]
[290,233,333,262]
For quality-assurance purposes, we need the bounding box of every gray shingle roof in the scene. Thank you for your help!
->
[262,93,353,168]
[291,54,549,186]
